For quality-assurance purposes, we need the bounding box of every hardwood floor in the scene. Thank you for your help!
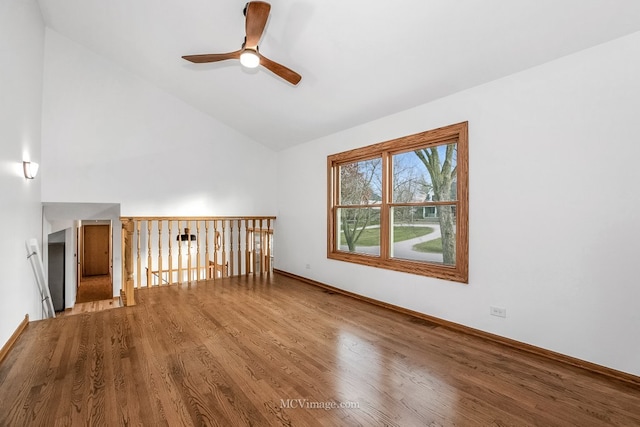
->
[76,274,113,303]
[58,297,122,317]
[1,273,639,426]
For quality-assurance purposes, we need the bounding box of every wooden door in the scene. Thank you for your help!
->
[83,224,110,276]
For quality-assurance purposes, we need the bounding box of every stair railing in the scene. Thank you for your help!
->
[120,216,274,306]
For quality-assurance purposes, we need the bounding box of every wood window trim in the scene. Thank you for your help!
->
[327,122,468,283]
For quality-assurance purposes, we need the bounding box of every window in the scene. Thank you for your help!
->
[327,122,468,283]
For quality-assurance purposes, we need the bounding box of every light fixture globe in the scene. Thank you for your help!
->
[240,49,260,68]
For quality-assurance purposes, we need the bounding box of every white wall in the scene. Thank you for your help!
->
[276,31,640,376]
[0,0,45,346]
[41,29,277,217]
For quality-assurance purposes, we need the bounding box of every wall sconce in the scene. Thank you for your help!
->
[23,161,39,179]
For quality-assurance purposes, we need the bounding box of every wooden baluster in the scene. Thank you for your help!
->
[168,221,173,285]
[177,220,183,283]
[266,218,271,274]
[221,220,227,278]
[158,220,163,285]
[196,221,201,281]
[205,221,210,279]
[120,221,126,302]
[244,219,250,276]
[136,220,141,289]
[147,221,152,287]
[237,219,242,277]
[229,220,234,277]
[213,220,219,280]
[187,220,193,282]
[252,219,257,275]
[121,218,136,306]
[259,219,264,274]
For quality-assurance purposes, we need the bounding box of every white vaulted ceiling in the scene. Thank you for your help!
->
[37,0,640,151]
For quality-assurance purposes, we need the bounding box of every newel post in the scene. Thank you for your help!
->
[121,218,136,306]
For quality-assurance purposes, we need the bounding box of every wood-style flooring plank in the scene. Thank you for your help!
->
[1,273,639,426]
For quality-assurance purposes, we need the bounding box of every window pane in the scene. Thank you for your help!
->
[396,143,457,203]
[390,205,456,266]
[392,151,431,203]
[336,207,380,256]
[339,158,382,205]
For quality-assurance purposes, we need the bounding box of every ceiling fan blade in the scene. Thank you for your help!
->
[245,1,271,48]
[182,50,242,63]
[258,53,302,85]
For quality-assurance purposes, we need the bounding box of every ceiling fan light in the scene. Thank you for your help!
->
[240,50,260,68]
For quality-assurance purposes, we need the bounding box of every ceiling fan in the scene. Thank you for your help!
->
[182,1,302,86]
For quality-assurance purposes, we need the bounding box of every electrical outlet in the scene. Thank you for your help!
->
[490,306,507,318]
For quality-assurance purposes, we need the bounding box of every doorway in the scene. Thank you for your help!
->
[77,222,113,303]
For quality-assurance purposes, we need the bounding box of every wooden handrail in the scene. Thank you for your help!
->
[121,216,275,306]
